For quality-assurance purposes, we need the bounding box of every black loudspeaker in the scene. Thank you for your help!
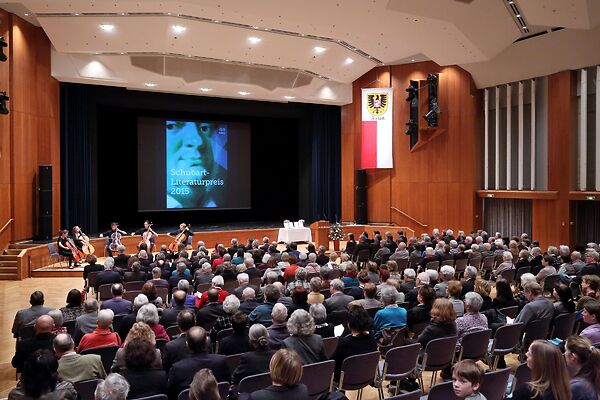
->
[38,165,52,240]
[356,170,368,224]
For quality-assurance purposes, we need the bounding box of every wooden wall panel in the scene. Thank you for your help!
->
[340,103,355,222]
[0,10,12,249]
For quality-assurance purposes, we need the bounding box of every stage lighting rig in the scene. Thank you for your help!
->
[0,36,7,62]
[0,91,9,115]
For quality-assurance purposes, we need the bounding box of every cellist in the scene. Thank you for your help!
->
[57,229,75,268]
[99,222,127,256]
[168,223,193,254]
[71,225,86,251]
[132,220,157,252]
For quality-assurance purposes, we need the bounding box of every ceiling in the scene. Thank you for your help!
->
[1,0,600,105]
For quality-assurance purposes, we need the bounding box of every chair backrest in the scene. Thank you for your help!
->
[133,395,168,400]
[459,329,492,361]
[98,284,113,301]
[80,345,120,375]
[551,312,576,340]
[249,277,262,287]
[87,271,100,288]
[482,256,495,270]
[238,371,272,395]
[366,306,382,318]
[216,328,234,353]
[112,314,126,334]
[74,378,103,400]
[357,248,371,261]
[513,362,531,389]
[218,381,230,400]
[422,336,458,371]
[491,323,524,354]
[498,306,519,319]
[64,319,77,337]
[468,257,481,268]
[301,360,335,400]
[480,367,512,400]
[122,290,142,303]
[155,338,168,352]
[385,389,422,400]
[543,274,560,293]
[426,381,460,400]
[306,272,321,281]
[155,286,168,303]
[177,388,189,400]
[326,311,348,327]
[223,279,239,293]
[410,322,428,337]
[18,323,36,340]
[454,258,468,270]
[522,318,552,353]
[124,281,145,291]
[380,253,391,264]
[320,289,331,299]
[425,261,440,271]
[409,257,423,269]
[47,242,59,256]
[339,350,380,391]
[226,353,243,375]
[441,259,454,267]
[396,258,409,271]
[514,267,531,285]
[166,325,180,339]
[381,343,421,380]
[499,269,516,284]
[196,282,212,293]
[322,336,339,359]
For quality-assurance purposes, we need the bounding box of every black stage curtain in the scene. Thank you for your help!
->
[60,83,341,232]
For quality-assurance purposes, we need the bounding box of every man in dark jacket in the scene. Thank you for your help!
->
[196,288,226,330]
[162,309,195,372]
[160,290,187,328]
[12,315,55,372]
[95,258,123,292]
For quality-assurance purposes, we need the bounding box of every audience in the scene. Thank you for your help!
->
[267,303,290,349]
[407,285,436,328]
[248,348,308,400]
[492,279,517,310]
[188,369,220,400]
[580,301,600,344]
[324,279,353,314]
[196,288,227,329]
[78,309,121,352]
[249,284,280,325]
[12,291,52,338]
[136,303,169,342]
[373,286,407,339]
[112,321,161,372]
[447,280,465,317]
[218,311,252,355]
[54,333,106,383]
[232,324,275,384]
[452,360,486,400]
[310,303,334,338]
[120,338,168,398]
[209,294,240,342]
[455,292,488,346]
[282,309,327,364]
[75,298,99,337]
[60,289,84,322]
[160,289,187,328]
[417,298,457,356]
[564,336,600,400]
[307,277,324,304]
[94,373,129,400]
[12,314,55,373]
[100,283,132,315]
[162,309,196,372]
[514,282,554,326]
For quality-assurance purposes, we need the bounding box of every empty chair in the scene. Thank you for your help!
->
[215,327,234,353]
[47,243,66,267]
[124,281,146,291]
[498,306,518,319]
[237,371,272,397]
[226,353,242,375]
[417,336,458,392]
[457,329,492,362]
[499,269,516,284]
[425,261,440,271]
[63,319,77,337]
[336,350,380,400]
[383,389,421,400]
[74,378,103,400]
[80,345,120,375]
[542,274,560,295]
[454,259,468,277]
[550,312,576,340]
[379,253,391,265]
[426,381,460,400]
[223,280,239,293]
[481,256,495,277]
[468,257,481,269]
[323,336,339,359]
[122,290,142,303]
[441,259,454,267]
[488,323,524,370]
[376,343,420,399]
[97,284,113,301]
[520,318,552,359]
[301,360,335,400]
[177,389,189,400]
[155,287,168,303]
[479,367,511,400]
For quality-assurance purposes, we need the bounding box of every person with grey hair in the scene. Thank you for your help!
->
[282,309,327,364]
[305,253,320,274]
[373,285,407,339]
[310,303,334,338]
[324,279,353,314]
[150,267,169,288]
[514,272,536,310]
[233,272,260,299]
[94,257,122,292]
[249,284,281,325]
[48,309,66,335]
[267,303,290,349]
[390,242,409,260]
[194,262,214,285]
[244,257,262,279]
[117,293,149,340]
[136,303,170,341]
[399,268,417,293]
[455,292,488,346]
[101,283,132,316]
[232,323,275,384]
[491,251,515,281]
[287,267,310,293]
[434,265,455,297]
[461,266,478,297]
[54,333,106,383]
[95,372,130,400]
[426,269,439,286]
[481,242,493,258]
[209,294,240,341]
[529,246,544,275]
[75,298,99,335]
[78,309,121,352]
[239,287,260,314]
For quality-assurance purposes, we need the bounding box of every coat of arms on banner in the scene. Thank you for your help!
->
[366,93,389,116]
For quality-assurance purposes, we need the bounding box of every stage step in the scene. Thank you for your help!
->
[0,272,18,279]
[0,260,17,267]
[0,254,18,262]
[8,243,38,250]
[0,265,17,273]
[3,249,22,255]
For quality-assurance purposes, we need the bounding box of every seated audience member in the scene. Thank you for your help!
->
[100,283,132,315]
[455,292,488,346]
[553,284,575,316]
[536,254,558,284]
[332,305,378,380]
[232,324,276,385]
[374,240,391,263]
[529,247,544,275]
[323,251,339,273]
[282,309,327,364]
[113,245,130,271]
[357,282,382,310]
[197,288,227,329]
[474,280,493,311]
[136,303,169,342]
[75,299,99,338]
[341,263,359,287]
[169,262,190,292]
[83,255,103,288]
[141,281,164,309]
[48,309,67,335]
[515,249,531,270]
[150,266,169,288]
[310,303,334,338]
[366,261,380,285]
[304,253,320,274]
[9,349,77,400]
[451,360,486,400]
[417,298,457,355]
[564,336,600,400]
[324,279,354,314]
[12,315,55,373]
[112,321,162,372]
[218,311,252,355]
[373,286,407,339]
[447,280,465,317]
[119,294,148,341]
[307,277,324,305]
[513,282,554,327]
[196,275,229,308]
[94,373,130,400]
[247,348,308,400]
[580,275,600,299]
[167,327,230,399]
[160,289,187,328]
[209,294,240,342]
[54,333,106,383]
[12,291,52,338]
[77,309,121,352]
[461,266,478,298]
[188,369,221,400]
[407,285,436,328]
[512,340,571,400]
[427,269,439,287]
[233,272,259,299]
[287,268,310,293]
[60,289,85,322]
[514,272,537,311]
[399,268,417,294]
[249,284,280,325]
[163,312,196,372]
[120,339,167,398]
[194,262,214,285]
[580,301,600,344]
[435,266,455,297]
[239,287,260,314]
[492,279,517,310]
[491,251,515,280]
[405,272,430,308]
[95,258,122,293]
[390,242,409,261]
[267,303,290,350]
[123,261,146,283]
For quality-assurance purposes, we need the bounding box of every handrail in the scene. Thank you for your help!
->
[390,207,428,228]
[0,218,13,235]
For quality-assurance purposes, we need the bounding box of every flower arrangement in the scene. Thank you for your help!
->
[328,222,345,241]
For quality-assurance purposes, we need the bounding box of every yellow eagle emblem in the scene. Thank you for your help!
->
[366,92,389,116]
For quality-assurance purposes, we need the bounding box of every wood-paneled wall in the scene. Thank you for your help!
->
[0,11,60,243]
[341,62,482,235]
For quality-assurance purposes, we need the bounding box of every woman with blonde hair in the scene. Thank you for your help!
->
[248,348,308,400]
[473,280,493,311]
[111,321,161,372]
[189,368,220,400]
[512,340,571,400]
[417,298,457,355]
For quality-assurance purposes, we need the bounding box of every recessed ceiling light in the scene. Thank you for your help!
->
[238,91,250,96]
[411,59,415,62]
[522,26,527,29]
[172,25,186,34]
[74,13,80,16]
[119,52,126,55]
[99,24,115,32]
[120,12,127,16]
[252,26,259,29]
[248,37,262,44]
[284,96,296,100]
[167,12,172,15]
[516,14,521,18]
[213,20,220,23]
[345,57,354,64]
[144,82,157,87]
[24,13,29,16]
[199,88,212,92]
[313,46,326,54]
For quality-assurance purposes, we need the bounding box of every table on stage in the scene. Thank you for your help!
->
[277,227,312,243]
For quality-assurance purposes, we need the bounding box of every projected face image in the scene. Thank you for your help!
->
[166,121,227,209]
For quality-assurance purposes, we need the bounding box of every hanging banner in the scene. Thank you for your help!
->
[361,87,393,169]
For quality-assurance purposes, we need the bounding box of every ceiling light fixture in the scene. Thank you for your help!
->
[248,37,262,44]
[411,59,415,62]
[238,91,250,96]
[199,88,212,92]
[252,26,259,29]
[99,24,115,32]
[313,46,326,54]
[516,14,521,18]
[172,25,187,34]
[144,82,157,87]
[345,57,354,64]
[284,96,296,100]
[24,13,29,16]
[213,20,220,23]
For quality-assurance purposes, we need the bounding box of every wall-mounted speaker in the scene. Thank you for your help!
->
[38,165,52,240]
[356,169,367,224]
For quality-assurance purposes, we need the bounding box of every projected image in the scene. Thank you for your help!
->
[166,121,228,209]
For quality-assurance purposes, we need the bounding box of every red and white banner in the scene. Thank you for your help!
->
[361,87,393,169]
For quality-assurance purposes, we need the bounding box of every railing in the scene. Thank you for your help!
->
[390,207,428,228]
[0,218,13,235]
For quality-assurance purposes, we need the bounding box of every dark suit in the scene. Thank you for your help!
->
[196,303,226,330]
[12,332,54,372]
[461,278,476,298]
[232,349,276,384]
[118,311,138,340]
[162,334,189,372]
[160,306,186,328]
[239,299,261,315]
[346,286,364,300]
[407,304,432,327]
[399,280,416,294]
[95,270,122,292]
[11,305,52,337]
[245,267,262,279]
[168,274,190,292]
[316,254,329,266]
[324,292,354,314]
[121,368,167,399]
[282,334,327,365]
[113,254,130,270]
[167,352,230,399]
[249,384,309,400]
[124,271,147,283]
[233,284,261,299]
[218,333,252,355]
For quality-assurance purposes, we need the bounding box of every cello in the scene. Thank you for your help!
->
[139,222,156,250]
[169,223,190,253]
[76,228,95,255]
[109,224,124,252]
[66,237,85,264]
